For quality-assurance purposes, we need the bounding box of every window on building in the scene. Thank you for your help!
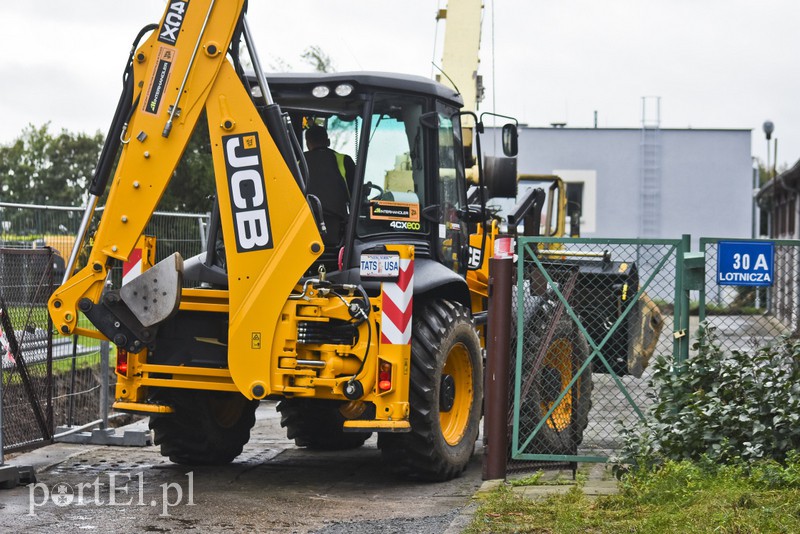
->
[553,169,597,233]
[566,182,583,220]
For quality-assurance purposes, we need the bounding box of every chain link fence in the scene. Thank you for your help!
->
[1,247,114,451]
[509,237,683,465]
[0,202,209,288]
[0,203,208,454]
[1,248,57,450]
[700,238,798,353]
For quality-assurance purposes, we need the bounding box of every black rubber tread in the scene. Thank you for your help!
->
[277,398,371,450]
[379,299,483,481]
[149,390,258,465]
[520,316,593,455]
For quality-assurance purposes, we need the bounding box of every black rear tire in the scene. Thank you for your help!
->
[277,398,372,450]
[149,390,258,465]
[379,300,483,481]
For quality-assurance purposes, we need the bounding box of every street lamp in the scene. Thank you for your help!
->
[763,120,774,178]
[758,120,776,309]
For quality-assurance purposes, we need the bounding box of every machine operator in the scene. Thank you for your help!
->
[303,125,356,247]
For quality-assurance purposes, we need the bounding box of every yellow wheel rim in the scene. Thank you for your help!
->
[440,342,474,446]
[540,338,574,432]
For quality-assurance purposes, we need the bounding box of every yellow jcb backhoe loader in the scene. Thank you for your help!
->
[48,0,660,478]
[48,0,520,481]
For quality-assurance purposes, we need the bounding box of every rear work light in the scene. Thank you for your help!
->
[378,359,392,392]
[116,348,129,377]
[311,85,330,98]
[334,83,354,97]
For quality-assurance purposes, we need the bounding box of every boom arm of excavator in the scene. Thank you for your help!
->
[437,0,483,116]
[48,0,323,397]
[436,0,483,168]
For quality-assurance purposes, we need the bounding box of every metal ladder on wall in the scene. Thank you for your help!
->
[640,97,662,238]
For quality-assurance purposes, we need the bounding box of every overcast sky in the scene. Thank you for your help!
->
[0,1,796,169]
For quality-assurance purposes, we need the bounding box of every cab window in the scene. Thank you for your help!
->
[435,108,468,273]
[357,94,426,237]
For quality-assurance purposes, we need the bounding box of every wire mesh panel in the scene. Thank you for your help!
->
[0,203,85,285]
[0,248,55,450]
[147,212,207,266]
[104,211,209,288]
[700,238,798,353]
[49,335,105,431]
[510,237,683,464]
[0,204,208,453]
[1,202,209,289]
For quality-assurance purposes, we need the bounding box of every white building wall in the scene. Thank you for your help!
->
[502,127,752,242]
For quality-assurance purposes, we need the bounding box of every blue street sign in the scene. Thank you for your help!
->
[717,241,774,287]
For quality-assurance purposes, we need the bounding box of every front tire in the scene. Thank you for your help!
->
[149,390,258,465]
[379,300,483,481]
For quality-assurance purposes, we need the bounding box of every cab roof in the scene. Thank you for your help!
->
[260,71,464,108]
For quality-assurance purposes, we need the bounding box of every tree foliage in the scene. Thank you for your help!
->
[156,115,216,213]
[0,124,104,206]
[154,45,336,213]
[1,46,336,213]
[756,158,789,186]
[301,45,335,73]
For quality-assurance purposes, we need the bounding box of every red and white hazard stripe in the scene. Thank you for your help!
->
[380,258,414,345]
[122,248,144,286]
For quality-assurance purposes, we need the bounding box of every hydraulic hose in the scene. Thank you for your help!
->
[88,24,157,197]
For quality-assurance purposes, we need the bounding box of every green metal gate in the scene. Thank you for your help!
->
[509,236,690,465]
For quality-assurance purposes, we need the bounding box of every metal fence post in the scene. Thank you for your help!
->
[699,238,707,323]
[68,335,78,427]
[1,354,4,467]
[100,340,110,429]
[483,256,513,480]
[672,234,692,365]
[0,295,36,488]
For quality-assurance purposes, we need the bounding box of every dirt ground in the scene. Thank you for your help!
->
[0,401,482,533]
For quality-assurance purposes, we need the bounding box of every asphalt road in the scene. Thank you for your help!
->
[0,401,482,533]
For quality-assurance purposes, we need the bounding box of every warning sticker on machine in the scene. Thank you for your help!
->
[370,201,420,222]
[251,332,262,349]
[142,47,176,115]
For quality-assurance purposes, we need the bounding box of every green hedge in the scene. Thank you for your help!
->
[619,323,800,466]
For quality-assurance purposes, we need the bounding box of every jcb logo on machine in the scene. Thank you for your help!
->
[223,133,274,252]
[158,0,189,45]
[467,246,482,269]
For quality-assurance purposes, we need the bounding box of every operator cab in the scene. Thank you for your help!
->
[262,72,471,279]
[186,71,515,291]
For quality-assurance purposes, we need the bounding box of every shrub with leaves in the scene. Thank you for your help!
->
[619,323,800,466]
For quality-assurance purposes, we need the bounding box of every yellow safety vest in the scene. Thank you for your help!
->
[334,152,347,182]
